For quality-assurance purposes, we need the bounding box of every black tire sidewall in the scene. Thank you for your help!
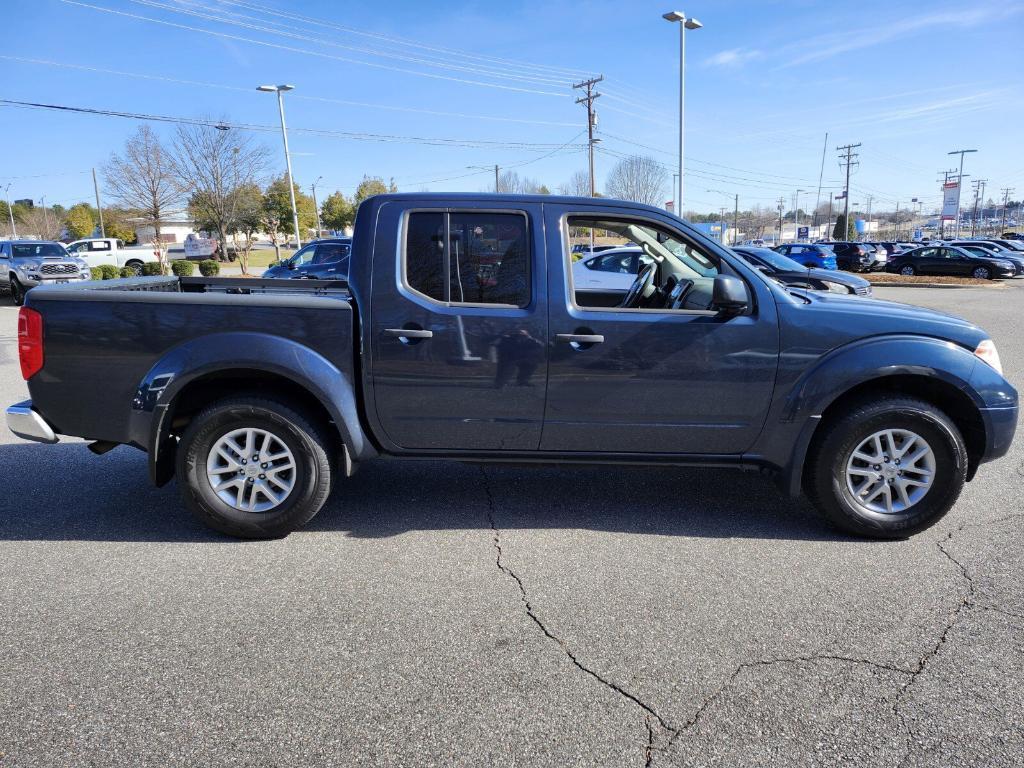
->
[11,279,25,306]
[178,400,330,538]
[814,401,966,537]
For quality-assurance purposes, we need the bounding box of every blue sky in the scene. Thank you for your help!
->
[3,0,1023,215]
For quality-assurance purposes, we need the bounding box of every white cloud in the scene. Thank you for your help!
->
[703,48,761,68]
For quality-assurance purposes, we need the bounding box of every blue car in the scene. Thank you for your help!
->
[262,238,351,280]
[773,243,838,270]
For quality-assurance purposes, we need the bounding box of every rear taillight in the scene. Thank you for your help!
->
[18,306,44,380]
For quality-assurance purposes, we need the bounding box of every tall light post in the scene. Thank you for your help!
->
[793,188,805,240]
[258,84,302,248]
[663,10,702,214]
[947,148,977,239]
[311,176,323,239]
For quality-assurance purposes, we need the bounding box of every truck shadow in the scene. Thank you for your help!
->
[0,443,846,543]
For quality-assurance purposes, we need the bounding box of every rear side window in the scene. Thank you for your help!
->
[405,211,530,307]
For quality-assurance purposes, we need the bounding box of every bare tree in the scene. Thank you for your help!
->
[605,155,668,207]
[496,170,546,194]
[19,206,64,240]
[104,126,181,267]
[558,170,591,197]
[173,123,270,261]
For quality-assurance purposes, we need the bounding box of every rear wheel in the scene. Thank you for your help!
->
[899,265,915,276]
[176,395,336,538]
[805,396,967,538]
[10,277,25,306]
[124,260,144,276]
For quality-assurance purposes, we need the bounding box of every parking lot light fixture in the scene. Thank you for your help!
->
[663,11,702,213]
[947,149,977,239]
[259,84,302,248]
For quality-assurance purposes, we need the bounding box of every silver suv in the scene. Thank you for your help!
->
[0,240,90,305]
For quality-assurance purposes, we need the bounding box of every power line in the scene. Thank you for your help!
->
[573,76,603,197]
[0,98,587,150]
[60,0,569,97]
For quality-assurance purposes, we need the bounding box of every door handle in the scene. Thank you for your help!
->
[384,328,433,340]
[555,333,604,344]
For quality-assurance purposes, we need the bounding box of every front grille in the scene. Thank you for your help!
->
[40,263,79,276]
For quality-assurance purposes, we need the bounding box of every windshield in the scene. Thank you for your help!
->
[745,247,805,271]
[12,243,68,259]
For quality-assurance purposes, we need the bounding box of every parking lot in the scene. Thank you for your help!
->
[1,283,1021,767]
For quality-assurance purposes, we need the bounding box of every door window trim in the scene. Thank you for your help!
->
[559,211,744,317]
[398,207,532,311]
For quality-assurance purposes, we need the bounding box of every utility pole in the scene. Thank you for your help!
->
[92,167,105,237]
[311,176,323,238]
[733,193,739,246]
[865,195,873,237]
[493,164,499,193]
[894,201,900,240]
[3,183,16,238]
[826,192,833,240]
[793,188,805,240]
[837,142,861,241]
[573,75,603,198]
[970,179,986,236]
[1001,187,1015,232]
[776,197,785,245]
[978,180,987,235]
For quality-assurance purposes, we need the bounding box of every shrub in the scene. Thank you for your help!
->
[198,259,220,277]
[170,259,196,277]
[119,266,134,278]
[141,261,166,276]
[89,267,104,281]
[99,264,121,280]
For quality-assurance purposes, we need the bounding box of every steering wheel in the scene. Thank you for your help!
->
[620,263,656,308]
[665,278,695,310]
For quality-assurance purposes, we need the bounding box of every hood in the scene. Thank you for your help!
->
[782,290,988,352]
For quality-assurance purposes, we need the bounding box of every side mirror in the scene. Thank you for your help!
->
[287,260,297,270]
[712,274,750,315]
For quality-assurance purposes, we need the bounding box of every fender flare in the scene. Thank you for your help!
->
[778,334,983,496]
[130,332,372,485]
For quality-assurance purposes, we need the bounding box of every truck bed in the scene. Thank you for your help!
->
[24,276,354,448]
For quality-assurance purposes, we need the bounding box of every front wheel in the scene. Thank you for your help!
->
[805,396,967,538]
[972,266,991,280]
[10,277,26,306]
[900,265,916,276]
[176,395,336,538]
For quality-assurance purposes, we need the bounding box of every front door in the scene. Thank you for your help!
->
[304,241,351,279]
[541,204,780,455]
[368,202,547,451]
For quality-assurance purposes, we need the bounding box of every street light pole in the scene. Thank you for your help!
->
[259,84,302,249]
[663,11,702,213]
[4,184,17,238]
[947,148,977,240]
[311,176,323,239]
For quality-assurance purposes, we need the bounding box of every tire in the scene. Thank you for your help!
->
[900,265,915,276]
[804,395,967,539]
[972,266,991,280]
[124,260,144,276]
[10,277,26,306]
[176,395,336,539]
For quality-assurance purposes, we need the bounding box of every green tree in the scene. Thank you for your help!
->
[353,175,397,206]
[228,183,264,274]
[65,203,97,240]
[102,209,137,243]
[832,212,857,240]
[320,191,355,233]
[263,176,316,239]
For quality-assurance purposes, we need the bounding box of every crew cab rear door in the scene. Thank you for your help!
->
[541,202,780,455]
[367,200,548,451]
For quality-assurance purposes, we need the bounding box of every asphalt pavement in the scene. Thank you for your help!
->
[1,281,1022,767]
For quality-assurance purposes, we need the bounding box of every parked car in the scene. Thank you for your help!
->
[971,238,1024,252]
[733,246,870,295]
[824,242,874,272]
[861,243,888,271]
[949,241,1024,276]
[772,243,838,270]
[865,242,904,257]
[65,237,158,275]
[261,238,352,280]
[571,246,653,291]
[7,193,1017,541]
[1001,232,1023,240]
[0,240,89,305]
[886,245,1016,279]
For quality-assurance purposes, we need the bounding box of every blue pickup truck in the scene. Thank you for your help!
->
[7,193,1018,539]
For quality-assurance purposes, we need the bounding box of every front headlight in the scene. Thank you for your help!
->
[974,339,1003,376]
[824,281,849,294]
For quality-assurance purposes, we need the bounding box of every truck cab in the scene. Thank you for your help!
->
[65,237,156,274]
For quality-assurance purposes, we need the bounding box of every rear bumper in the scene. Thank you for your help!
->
[6,400,59,444]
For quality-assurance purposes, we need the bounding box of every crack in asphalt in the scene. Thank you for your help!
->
[478,466,676,766]
[891,526,976,768]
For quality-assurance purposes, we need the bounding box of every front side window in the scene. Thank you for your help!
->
[405,211,530,307]
[290,243,317,267]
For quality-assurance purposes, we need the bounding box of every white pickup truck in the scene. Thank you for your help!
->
[65,238,158,274]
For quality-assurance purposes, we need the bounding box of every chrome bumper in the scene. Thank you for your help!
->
[6,400,59,444]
